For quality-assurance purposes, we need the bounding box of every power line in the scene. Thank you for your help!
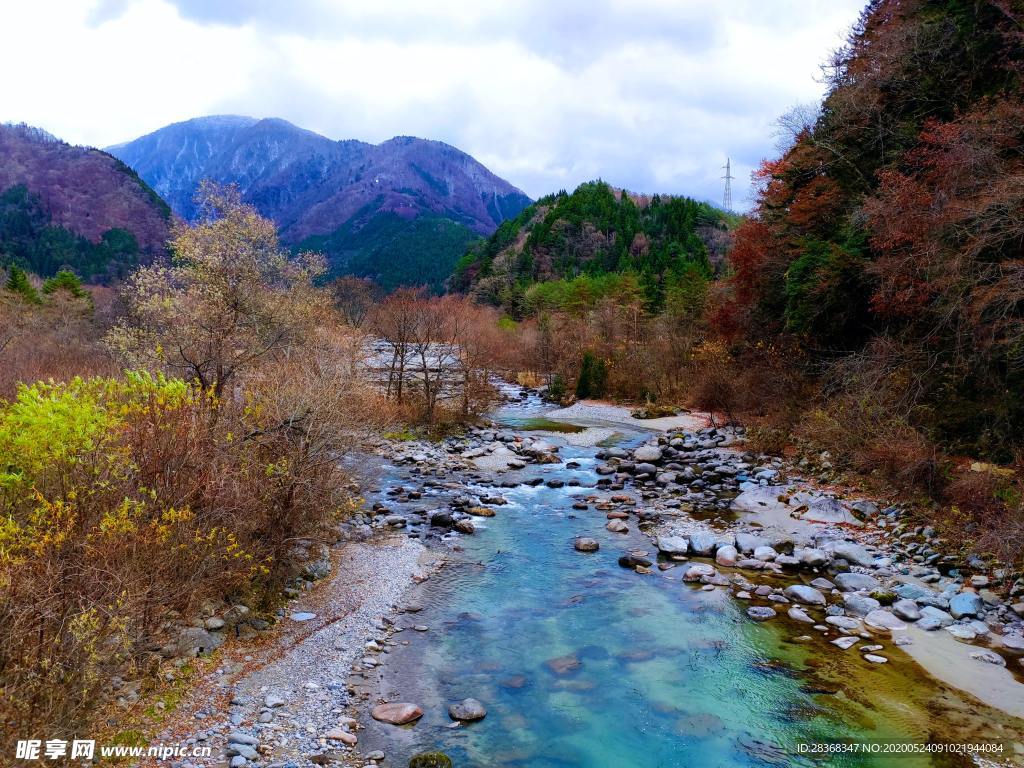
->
[722,157,734,212]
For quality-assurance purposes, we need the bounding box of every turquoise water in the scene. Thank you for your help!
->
[359,403,1017,767]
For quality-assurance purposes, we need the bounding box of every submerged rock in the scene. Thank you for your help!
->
[409,753,453,768]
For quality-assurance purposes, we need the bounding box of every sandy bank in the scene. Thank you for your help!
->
[544,400,711,432]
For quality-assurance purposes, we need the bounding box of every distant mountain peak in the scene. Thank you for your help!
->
[108,115,530,237]
[108,115,531,290]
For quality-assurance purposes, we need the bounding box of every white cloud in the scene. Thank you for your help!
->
[0,0,864,208]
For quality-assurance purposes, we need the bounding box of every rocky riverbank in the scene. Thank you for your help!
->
[153,388,1024,768]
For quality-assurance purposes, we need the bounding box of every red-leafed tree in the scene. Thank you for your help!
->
[717,0,1024,457]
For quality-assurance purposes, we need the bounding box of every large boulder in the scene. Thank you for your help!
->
[834,572,880,592]
[843,593,881,616]
[682,563,717,582]
[783,585,826,606]
[688,532,718,556]
[794,547,831,568]
[949,591,984,619]
[633,446,663,463]
[891,599,921,621]
[830,542,873,567]
[735,532,766,554]
[864,609,907,632]
[918,606,955,629]
[715,545,739,567]
[656,536,689,556]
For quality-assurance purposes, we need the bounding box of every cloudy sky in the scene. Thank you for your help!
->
[1,0,863,208]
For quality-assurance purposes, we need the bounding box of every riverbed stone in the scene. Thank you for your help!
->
[831,636,859,650]
[746,606,777,621]
[788,607,815,623]
[633,446,663,463]
[682,563,717,582]
[918,606,954,629]
[864,610,907,632]
[371,702,424,725]
[656,536,689,556]
[574,537,600,553]
[891,599,921,622]
[409,753,453,768]
[784,585,826,606]
[688,532,718,556]
[735,533,765,554]
[949,592,984,619]
[448,698,487,721]
[715,545,739,567]
[843,593,881,616]
[826,616,862,631]
[830,542,874,567]
[834,573,880,592]
[606,520,628,533]
[545,654,581,675]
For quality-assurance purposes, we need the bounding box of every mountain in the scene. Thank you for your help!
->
[108,116,532,289]
[453,180,733,316]
[0,123,171,281]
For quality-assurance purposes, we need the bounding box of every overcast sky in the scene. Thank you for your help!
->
[1,0,863,209]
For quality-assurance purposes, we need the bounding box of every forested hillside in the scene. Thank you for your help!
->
[721,0,1024,460]
[454,180,732,316]
[0,124,170,281]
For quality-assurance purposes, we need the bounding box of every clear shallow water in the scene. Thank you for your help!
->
[359,398,1021,767]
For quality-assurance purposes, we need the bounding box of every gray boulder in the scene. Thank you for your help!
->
[834,572,880,592]
[784,585,826,606]
[633,446,663,463]
[843,593,881,616]
[891,599,921,622]
[688,532,718,556]
[656,535,689,556]
[949,592,984,619]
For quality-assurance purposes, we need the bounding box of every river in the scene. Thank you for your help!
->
[353,390,1022,767]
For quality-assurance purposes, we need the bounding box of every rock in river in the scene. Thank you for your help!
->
[448,698,487,722]
[656,535,689,556]
[546,654,582,675]
[864,609,907,632]
[834,573,880,592]
[715,545,739,567]
[747,606,777,621]
[682,563,717,582]
[891,599,921,622]
[783,585,826,606]
[688,532,718,556]
[949,591,983,619]
[843,593,881,616]
[409,753,453,768]
[371,702,424,725]
[606,519,628,533]
[633,445,663,463]
[574,537,600,553]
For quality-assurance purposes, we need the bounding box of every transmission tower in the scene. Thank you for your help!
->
[722,157,734,212]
